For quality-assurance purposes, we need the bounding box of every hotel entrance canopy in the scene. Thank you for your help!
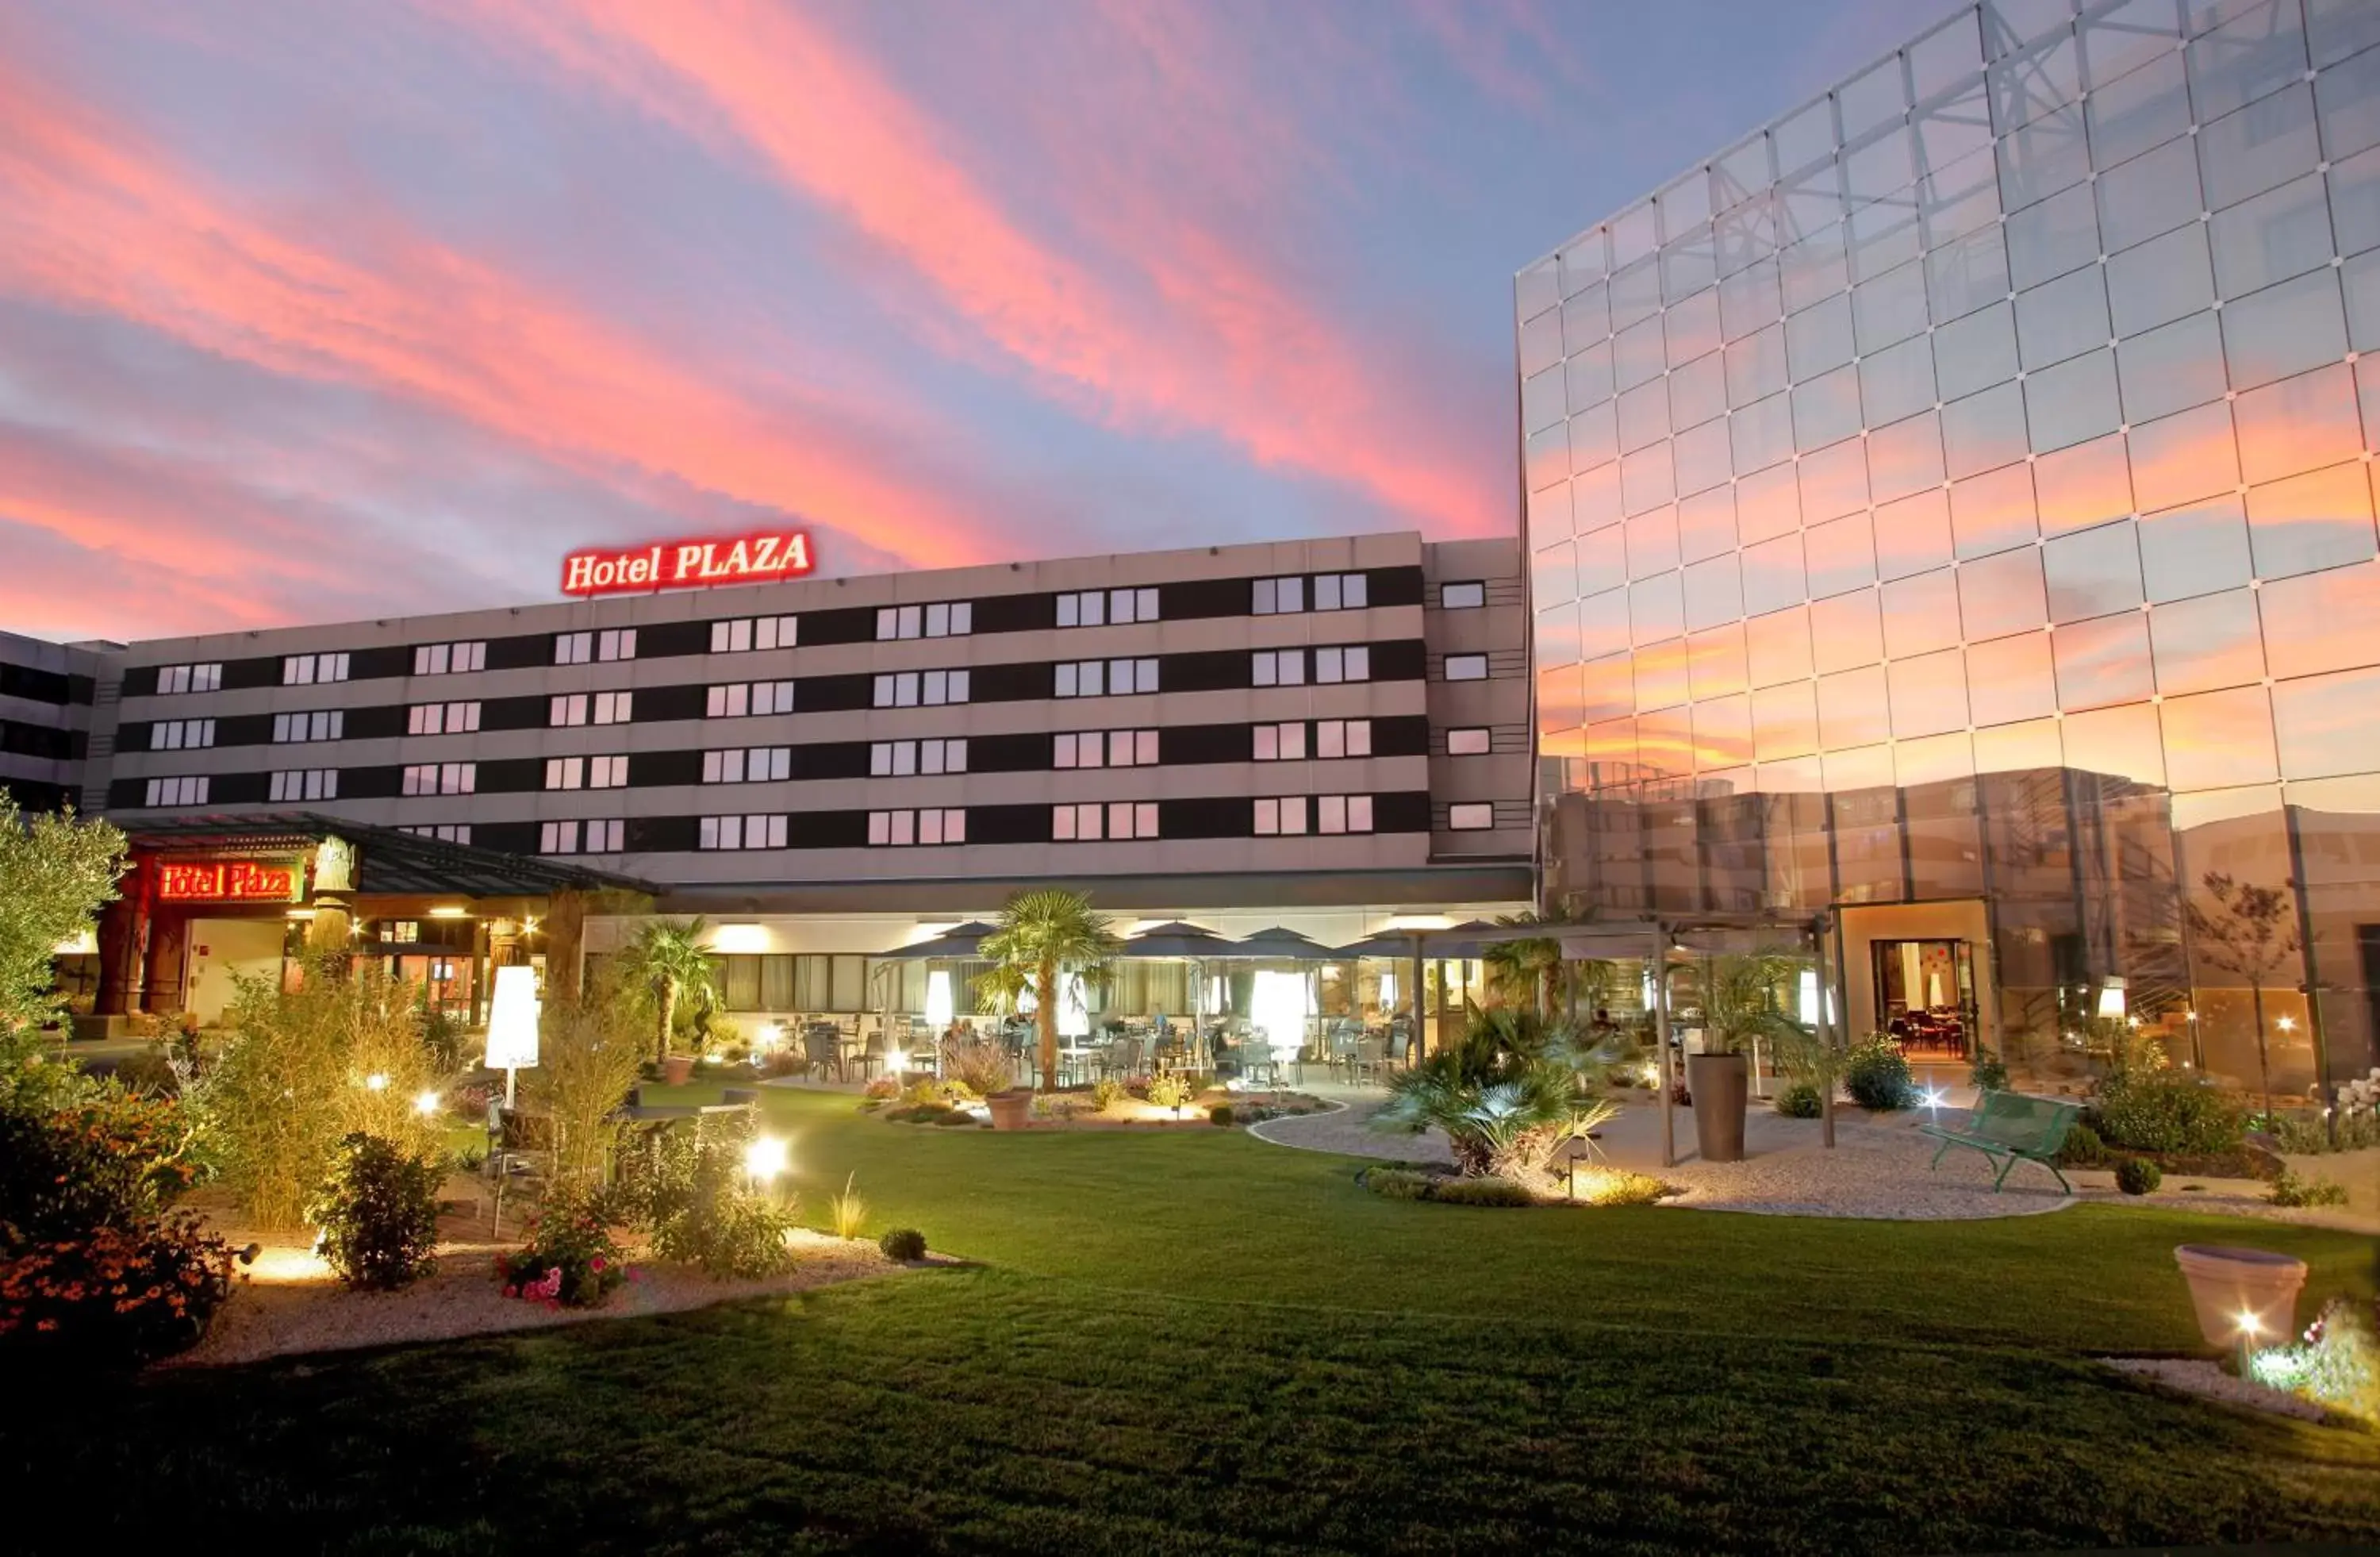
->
[115,811,656,898]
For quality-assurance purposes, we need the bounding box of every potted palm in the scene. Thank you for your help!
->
[979,889,1119,1117]
[615,917,714,1084]
[1684,953,1806,1163]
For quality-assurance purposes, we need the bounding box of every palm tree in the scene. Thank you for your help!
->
[615,917,714,1067]
[1484,913,1563,1016]
[980,890,1120,1094]
[1375,1004,1576,1174]
[1688,952,1808,1058]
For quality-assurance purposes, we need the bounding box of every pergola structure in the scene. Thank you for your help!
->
[86,812,654,1032]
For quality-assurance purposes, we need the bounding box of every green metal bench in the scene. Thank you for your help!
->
[1916,1090,2081,1193]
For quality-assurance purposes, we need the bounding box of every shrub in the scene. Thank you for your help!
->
[862,1076,900,1101]
[309,1133,442,1291]
[1363,1167,1438,1201]
[109,1048,181,1099]
[1844,1036,1917,1112]
[2267,1169,2350,1208]
[1570,1167,1673,1206]
[2094,1071,2244,1155]
[639,1126,797,1279]
[878,1228,927,1262]
[497,1187,626,1309]
[1146,1074,1194,1113]
[0,1090,201,1241]
[2259,1109,2380,1155]
[1773,1081,1822,1118]
[1091,1076,1127,1113]
[900,1078,941,1108]
[946,1036,1015,1098]
[0,1211,236,1367]
[2114,1157,2162,1195]
[1428,1175,1537,1207]
[1209,1104,1235,1127]
[528,989,647,1190]
[2056,1121,2106,1167]
[2248,1298,2380,1427]
[1968,1048,2010,1093]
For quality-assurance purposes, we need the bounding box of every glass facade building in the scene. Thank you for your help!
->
[1518,0,2380,1096]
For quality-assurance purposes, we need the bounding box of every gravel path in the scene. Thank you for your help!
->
[169,1228,921,1368]
[2102,1357,2331,1422]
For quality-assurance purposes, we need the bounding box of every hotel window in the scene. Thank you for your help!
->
[382,921,421,943]
[1316,718,1372,759]
[1444,653,1489,682]
[872,668,970,708]
[1056,588,1158,627]
[699,813,789,851]
[705,680,796,717]
[1055,658,1159,697]
[272,709,344,744]
[407,701,481,736]
[1054,729,1157,769]
[1312,573,1368,611]
[401,762,476,796]
[1253,722,1307,761]
[869,738,967,776]
[874,601,973,640]
[1440,581,1487,609]
[1252,576,1306,615]
[702,747,793,783]
[593,690,632,725]
[1445,726,1491,755]
[541,818,625,855]
[150,718,216,751]
[1253,796,1309,836]
[1252,649,1306,686]
[1054,801,1158,841]
[709,614,798,652]
[555,629,635,665]
[1447,802,1495,831]
[413,641,486,675]
[867,808,965,846]
[282,652,350,686]
[1315,645,1370,684]
[1316,794,1375,835]
[155,663,222,694]
[143,775,209,807]
[543,755,629,790]
[269,768,339,802]
[589,754,628,788]
[401,824,472,844]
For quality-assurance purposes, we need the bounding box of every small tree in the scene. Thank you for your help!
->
[615,918,715,1067]
[1688,953,1809,1058]
[980,890,1119,1094]
[0,794,126,1113]
[1484,913,1564,1017]
[529,981,648,1188]
[2182,871,2301,1126]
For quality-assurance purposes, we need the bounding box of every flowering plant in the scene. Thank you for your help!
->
[0,1211,237,1366]
[498,1189,628,1309]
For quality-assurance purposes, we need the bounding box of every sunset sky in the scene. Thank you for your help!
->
[0,0,1916,642]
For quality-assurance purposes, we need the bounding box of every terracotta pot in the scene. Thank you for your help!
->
[1686,1051,1749,1163]
[661,1055,695,1086]
[985,1090,1034,1131]
[2174,1244,2308,1348]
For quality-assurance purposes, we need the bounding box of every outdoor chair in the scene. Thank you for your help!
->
[1349,1036,1388,1086]
[1238,1045,1278,1088]
[854,1032,886,1084]
[803,1028,844,1082]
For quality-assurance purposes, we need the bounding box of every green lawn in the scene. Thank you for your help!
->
[13,1084,2378,1554]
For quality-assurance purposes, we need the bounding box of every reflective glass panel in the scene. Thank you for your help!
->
[1875,488,1955,581]
[1518,261,1560,325]
[1569,402,1617,475]
[1913,8,1985,100]
[2116,311,2229,424]
[1952,461,2040,558]
[1860,333,1936,427]
[1678,486,1737,563]
[1577,522,1627,595]
[2024,350,2123,453]
[2106,224,2215,336]
[1531,540,1578,609]
[1810,587,1883,673]
[2233,363,2365,485]
[1818,665,1891,748]
[1741,532,1808,617]
[2310,0,2380,71]
[1614,315,1666,390]
[1842,57,1909,141]
[1670,352,1728,430]
[1520,309,1564,376]
[1932,301,2019,402]
[1798,436,1870,521]
[1663,235,1719,307]
[1572,460,1622,535]
[2332,146,2380,259]
[2220,268,2347,391]
[1883,567,1963,656]
[1687,623,1751,699]
[2079,0,2184,89]
[1667,286,1722,368]
[1965,632,2059,725]
[1636,640,1691,712]
[1926,225,2013,324]
[2209,174,2334,298]
[1793,364,1864,450]
[1726,321,1789,408]
[2060,700,2166,786]
[1959,546,2049,639]
[1990,29,2082,130]
[1852,260,1932,352]
[1752,680,1821,760]
[2043,519,2144,620]
[1715,135,1773,210]
[1618,379,1670,452]
[2008,182,2102,289]
[1560,232,1607,295]
[1579,588,1631,661]
[1630,571,1686,642]
[1581,654,1633,723]
[2187,0,2309,124]
[2034,431,2134,536]
[1719,259,1783,340]
[1942,382,2033,479]
[1889,648,1970,738]
[1730,390,1795,475]
[2320,44,2380,158]
[2128,401,2240,513]
[1781,225,1851,313]
[1869,410,1948,502]
[2096,136,2203,256]
[1746,605,1815,686]
[1692,694,1754,770]
[2272,664,2380,777]
[1806,513,1879,599]
[2052,612,2155,708]
[2246,459,2379,579]
[1736,463,1801,543]
[1536,602,1583,669]
[1563,284,1609,352]
[1621,442,1676,514]
[1775,98,1837,174]
[2198,83,2318,211]
[2162,686,2279,790]
[1610,256,1661,330]
[1527,484,1572,552]
[1998,102,2090,210]
[1626,506,1681,579]
[1675,418,1733,498]
[2149,587,2264,694]
[2259,559,2380,677]
[1523,367,1566,433]
[2086,48,2190,170]
[1567,340,1614,413]
[1526,424,1568,490]
[2137,494,2255,602]
[1683,553,1745,631]
[2015,266,2109,370]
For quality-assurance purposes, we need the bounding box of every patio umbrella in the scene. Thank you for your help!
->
[877,920,997,959]
[1216,926,1330,959]
[1121,921,1235,958]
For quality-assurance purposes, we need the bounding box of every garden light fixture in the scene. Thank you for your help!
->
[485,964,541,1107]
[413,1089,442,1118]
[885,1049,909,1078]
[2276,1016,2297,1033]
[363,1071,389,1092]
[743,1133,789,1185]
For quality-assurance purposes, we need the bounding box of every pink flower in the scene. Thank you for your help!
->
[589,1256,606,1273]
[503,1286,518,1299]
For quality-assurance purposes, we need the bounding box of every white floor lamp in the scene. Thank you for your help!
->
[486,964,541,1107]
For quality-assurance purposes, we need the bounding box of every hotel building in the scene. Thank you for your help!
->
[1518,0,2380,1094]
[3,532,1531,1039]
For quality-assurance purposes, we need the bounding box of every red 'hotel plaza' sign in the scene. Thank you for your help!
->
[559,532,815,598]
[156,859,301,903]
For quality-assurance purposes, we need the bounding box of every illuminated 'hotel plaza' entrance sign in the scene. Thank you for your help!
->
[559,532,816,598]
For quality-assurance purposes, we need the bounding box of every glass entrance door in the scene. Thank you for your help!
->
[1871,939,1975,1060]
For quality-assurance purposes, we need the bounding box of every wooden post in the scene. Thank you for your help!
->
[1651,921,1674,1170]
